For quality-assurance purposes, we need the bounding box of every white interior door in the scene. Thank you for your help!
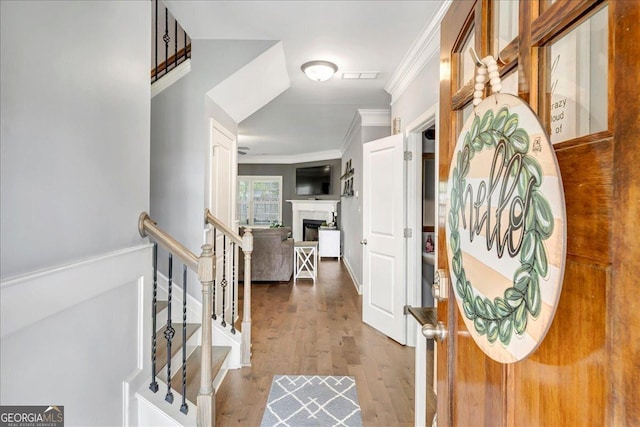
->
[362,133,406,344]
[208,120,237,322]
[210,120,236,226]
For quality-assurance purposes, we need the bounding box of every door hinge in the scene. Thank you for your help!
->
[404,228,412,238]
[404,151,413,161]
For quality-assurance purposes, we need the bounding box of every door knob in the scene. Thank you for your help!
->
[422,321,448,342]
[360,239,368,245]
[431,269,449,301]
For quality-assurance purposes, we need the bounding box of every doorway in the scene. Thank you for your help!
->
[406,103,439,427]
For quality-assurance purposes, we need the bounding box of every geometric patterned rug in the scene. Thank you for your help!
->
[260,375,363,427]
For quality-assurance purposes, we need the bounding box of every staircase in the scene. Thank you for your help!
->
[134,211,253,427]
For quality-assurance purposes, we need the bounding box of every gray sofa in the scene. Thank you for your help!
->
[239,227,294,282]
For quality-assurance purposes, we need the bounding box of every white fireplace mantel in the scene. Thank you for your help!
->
[287,200,340,241]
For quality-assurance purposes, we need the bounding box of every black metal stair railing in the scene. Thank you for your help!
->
[212,228,217,321]
[220,235,227,328]
[139,213,215,425]
[164,254,174,404]
[204,209,254,366]
[151,251,192,412]
[150,243,159,393]
[152,0,191,83]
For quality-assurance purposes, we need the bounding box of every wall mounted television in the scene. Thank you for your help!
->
[295,165,332,196]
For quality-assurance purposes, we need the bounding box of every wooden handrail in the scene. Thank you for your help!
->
[138,212,198,272]
[204,209,243,246]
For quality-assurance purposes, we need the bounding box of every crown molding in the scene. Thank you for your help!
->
[341,111,363,154]
[384,0,451,105]
[358,109,391,127]
[340,109,391,154]
[238,149,342,165]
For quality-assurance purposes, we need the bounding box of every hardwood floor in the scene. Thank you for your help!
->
[215,259,422,426]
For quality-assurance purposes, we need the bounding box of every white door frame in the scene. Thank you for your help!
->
[205,119,238,322]
[405,102,438,427]
[405,103,439,344]
[205,119,238,238]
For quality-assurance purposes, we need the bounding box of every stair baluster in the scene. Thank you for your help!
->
[163,6,169,79]
[173,19,178,70]
[204,209,253,366]
[212,228,217,320]
[150,242,159,393]
[164,254,175,404]
[180,264,188,414]
[231,242,236,334]
[221,235,227,328]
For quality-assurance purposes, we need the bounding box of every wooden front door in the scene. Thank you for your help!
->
[436,1,640,425]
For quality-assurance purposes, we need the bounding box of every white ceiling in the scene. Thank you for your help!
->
[164,1,445,162]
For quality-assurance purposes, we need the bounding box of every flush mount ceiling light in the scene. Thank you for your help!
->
[301,60,338,82]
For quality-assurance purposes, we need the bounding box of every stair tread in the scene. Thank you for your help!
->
[157,300,169,312]
[155,323,200,373]
[170,345,231,404]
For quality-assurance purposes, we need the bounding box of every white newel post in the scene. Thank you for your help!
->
[241,229,253,366]
[197,244,215,427]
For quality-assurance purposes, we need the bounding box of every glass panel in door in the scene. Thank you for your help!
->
[547,5,608,143]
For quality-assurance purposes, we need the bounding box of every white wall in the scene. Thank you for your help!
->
[150,39,276,299]
[1,246,152,427]
[0,0,151,279]
[0,1,151,425]
[390,54,441,311]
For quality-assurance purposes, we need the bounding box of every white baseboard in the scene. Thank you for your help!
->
[342,258,362,295]
[212,321,242,370]
[137,384,196,427]
[151,59,191,99]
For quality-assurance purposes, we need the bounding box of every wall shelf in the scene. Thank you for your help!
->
[341,159,354,197]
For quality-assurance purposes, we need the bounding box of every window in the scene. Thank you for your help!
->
[237,176,282,226]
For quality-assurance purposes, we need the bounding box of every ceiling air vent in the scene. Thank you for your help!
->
[342,71,380,80]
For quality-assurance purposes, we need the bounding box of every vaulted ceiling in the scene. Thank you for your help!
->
[165,1,446,163]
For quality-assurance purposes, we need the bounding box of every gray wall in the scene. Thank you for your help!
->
[0,1,151,425]
[341,123,363,285]
[238,158,342,227]
[340,119,390,287]
[0,0,151,279]
[151,39,275,296]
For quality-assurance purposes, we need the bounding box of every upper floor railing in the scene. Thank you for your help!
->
[151,0,191,83]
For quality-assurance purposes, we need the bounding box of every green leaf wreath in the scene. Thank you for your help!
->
[449,106,554,346]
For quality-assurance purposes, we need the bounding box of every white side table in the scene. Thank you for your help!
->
[318,229,340,260]
[294,241,318,283]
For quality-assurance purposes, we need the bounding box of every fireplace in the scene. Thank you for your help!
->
[303,219,325,241]
[286,200,340,241]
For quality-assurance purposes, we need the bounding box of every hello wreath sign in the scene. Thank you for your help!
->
[446,55,567,363]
